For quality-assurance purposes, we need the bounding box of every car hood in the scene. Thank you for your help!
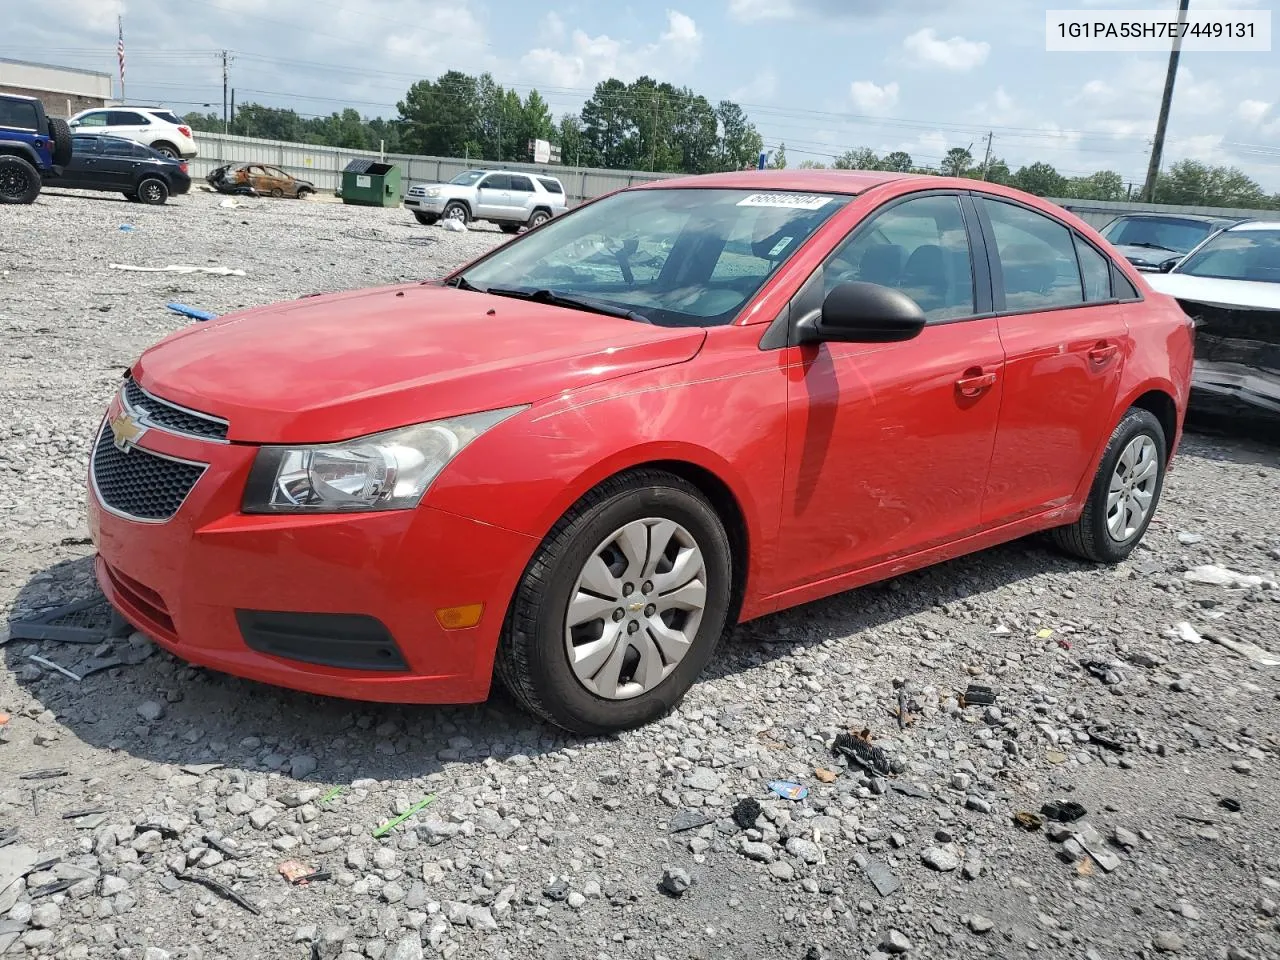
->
[1146,272,1280,311]
[132,283,707,444]
[1112,243,1181,267]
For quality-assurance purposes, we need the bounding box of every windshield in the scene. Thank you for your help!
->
[1175,228,1280,283]
[1101,216,1216,254]
[457,188,851,327]
[449,170,486,186]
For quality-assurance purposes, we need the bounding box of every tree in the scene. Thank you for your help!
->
[1154,160,1268,208]
[980,157,1012,185]
[943,146,972,177]
[1067,170,1125,201]
[767,143,787,169]
[1011,161,1067,197]
[517,90,555,161]
[834,148,880,170]
[715,100,763,171]
[397,71,479,157]
[881,151,913,173]
[797,159,827,169]
[580,78,631,168]
[556,113,585,167]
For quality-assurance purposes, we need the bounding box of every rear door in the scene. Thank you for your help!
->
[975,195,1130,524]
[506,174,536,220]
[475,173,510,218]
[96,137,142,188]
[106,110,152,145]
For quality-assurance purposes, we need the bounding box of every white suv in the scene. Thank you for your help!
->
[404,169,567,232]
[68,107,197,160]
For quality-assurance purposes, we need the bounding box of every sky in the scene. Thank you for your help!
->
[7,0,1280,191]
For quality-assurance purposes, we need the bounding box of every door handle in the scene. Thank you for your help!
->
[956,369,998,398]
[1088,342,1118,364]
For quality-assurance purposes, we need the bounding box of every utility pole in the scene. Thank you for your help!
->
[230,89,235,133]
[979,131,994,179]
[496,105,501,162]
[1142,0,1190,202]
[650,92,660,172]
[220,51,231,134]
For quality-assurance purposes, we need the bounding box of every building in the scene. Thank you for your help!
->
[0,58,112,119]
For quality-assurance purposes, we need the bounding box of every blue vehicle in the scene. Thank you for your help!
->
[0,93,73,204]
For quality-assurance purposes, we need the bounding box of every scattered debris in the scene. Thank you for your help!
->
[961,684,997,707]
[8,596,114,644]
[1086,726,1130,752]
[28,654,81,681]
[204,835,249,860]
[813,768,838,783]
[542,879,570,902]
[1183,565,1276,589]
[853,853,901,896]
[218,198,241,208]
[1220,798,1242,813]
[767,780,808,802]
[1080,660,1113,682]
[279,860,321,885]
[28,878,75,898]
[171,869,261,914]
[1036,628,1054,639]
[0,845,38,900]
[659,866,691,897]
[890,781,929,799]
[372,795,435,838]
[165,302,219,321]
[1041,801,1087,823]
[18,769,67,781]
[1072,823,1121,873]
[832,730,894,776]
[1205,632,1280,666]
[109,263,247,277]
[1013,811,1045,831]
[439,218,467,232]
[668,810,715,834]
[732,797,762,830]
[1169,622,1206,644]
[60,808,106,820]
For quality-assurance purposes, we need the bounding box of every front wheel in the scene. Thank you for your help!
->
[0,155,41,204]
[297,188,312,200]
[1050,407,1167,563]
[442,201,469,224]
[497,470,733,734]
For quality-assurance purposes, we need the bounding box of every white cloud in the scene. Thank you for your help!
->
[730,69,778,103]
[1177,133,1226,162]
[537,11,566,44]
[903,28,989,71]
[849,79,899,114]
[1238,99,1271,124]
[727,0,796,20]
[519,10,702,90]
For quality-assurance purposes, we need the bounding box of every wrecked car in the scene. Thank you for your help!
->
[1147,220,1280,419]
[207,162,315,199]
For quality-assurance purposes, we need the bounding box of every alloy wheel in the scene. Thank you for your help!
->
[563,518,708,700]
[0,167,30,200]
[1106,434,1159,541]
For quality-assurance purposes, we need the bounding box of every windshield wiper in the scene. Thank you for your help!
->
[1124,242,1179,251]
[483,286,652,324]
[444,274,483,292]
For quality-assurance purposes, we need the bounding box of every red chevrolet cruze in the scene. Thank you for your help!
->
[88,170,1194,733]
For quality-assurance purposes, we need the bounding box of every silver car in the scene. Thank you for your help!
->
[404,169,567,232]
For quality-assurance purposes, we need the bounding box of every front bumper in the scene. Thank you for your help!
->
[404,196,446,213]
[88,396,538,704]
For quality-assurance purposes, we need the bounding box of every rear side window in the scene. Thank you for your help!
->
[537,177,564,195]
[508,175,534,192]
[128,142,156,158]
[0,100,39,129]
[98,138,133,156]
[982,199,1084,311]
[108,111,150,125]
[152,111,184,125]
[1074,236,1113,302]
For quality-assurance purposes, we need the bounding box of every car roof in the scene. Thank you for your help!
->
[1110,212,1238,223]
[1224,219,1280,231]
[3,94,39,103]
[637,169,918,195]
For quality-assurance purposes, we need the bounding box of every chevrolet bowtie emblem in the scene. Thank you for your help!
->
[109,411,146,452]
[628,601,645,612]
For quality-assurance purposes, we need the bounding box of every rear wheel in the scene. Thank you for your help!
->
[0,155,40,204]
[1050,407,1167,563]
[270,187,284,198]
[46,118,73,166]
[137,177,169,205]
[496,469,733,734]
[152,142,179,160]
[297,188,313,200]
[528,208,551,229]
[412,211,438,225]
[442,201,469,224]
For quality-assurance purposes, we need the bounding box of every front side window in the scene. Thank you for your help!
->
[509,175,534,192]
[480,174,511,190]
[458,188,851,327]
[108,111,149,125]
[75,111,108,128]
[823,194,975,321]
[983,198,1084,311]
[1175,228,1280,283]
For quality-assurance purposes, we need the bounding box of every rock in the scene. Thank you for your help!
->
[686,768,722,792]
[921,846,960,872]
[143,949,170,960]
[249,806,278,830]
[289,754,318,778]
[314,926,351,960]
[30,903,61,928]
[387,935,422,960]
[99,876,130,897]
[136,700,165,721]
[543,879,570,902]
[786,837,824,864]
[566,891,586,910]
[131,830,163,854]
[1154,931,1185,953]
[769,861,795,881]
[969,914,994,934]
[1113,826,1140,849]
[740,840,775,863]
[661,867,692,897]
[854,854,901,897]
[880,929,911,954]
[1258,897,1278,918]
[226,793,255,816]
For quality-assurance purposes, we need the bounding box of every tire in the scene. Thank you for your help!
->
[152,142,179,160]
[137,177,169,205]
[0,155,41,204]
[46,117,72,166]
[297,188,312,200]
[496,469,733,734]
[412,211,439,225]
[442,201,469,224]
[1050,407,1167,564]
[499,223,521,234]
[528,208,551,229]
[270,187,284,198]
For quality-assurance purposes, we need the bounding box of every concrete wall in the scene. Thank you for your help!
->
[191,131,1276,224]
[0,59,112,119]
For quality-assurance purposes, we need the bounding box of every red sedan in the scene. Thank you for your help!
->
[88,170,1194,733]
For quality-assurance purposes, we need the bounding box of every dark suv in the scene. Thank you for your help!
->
[0,94,72,203]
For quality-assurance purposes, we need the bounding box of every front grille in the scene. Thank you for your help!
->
[124,378,228,441]
[91,425,206,522]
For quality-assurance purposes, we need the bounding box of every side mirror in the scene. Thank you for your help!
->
[798,282,927,345]
[1158,257,1180,273]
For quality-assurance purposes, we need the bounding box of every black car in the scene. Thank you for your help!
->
[1098,213,1242,272]
[49,134,191,204]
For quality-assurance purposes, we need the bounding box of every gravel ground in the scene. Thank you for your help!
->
[2,187,1280,960]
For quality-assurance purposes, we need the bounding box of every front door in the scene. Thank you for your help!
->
[475,173,511,218]
[774,192,1006,593]
[975,196,1130,524]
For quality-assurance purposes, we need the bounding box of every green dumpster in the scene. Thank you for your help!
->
[340,159,401,207]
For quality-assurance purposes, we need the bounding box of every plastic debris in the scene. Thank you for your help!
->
[1220,798,1242,812]
[372,794,435,838]
[218,198,240,208]
[1086,726,1129,752]
[439,218,467,232]
[171,868,260,914]
[854,853,901,896]
[668,809,715,834]
[814,768,838,783]
[1206,633,1280,666]
[0,713,8,726]
[118,224,135,232]
[1169,621,1206,644]
[109,263,247,277]
[166,303,219,321]
[60,808,106,820]
[1183,565,1276,589]
[1013,811,1045,831]
[1041,800,1087,823]
[8,596,114,644]
[833,730,894,776]
[28,878,75,898]
[1072,823,1121,872]
[318,786,343,806]
[767,780,808,802]
[18,769,67,781]
[203,834,249,860]
[28,655,81,681]
[1037,628,1054,639]
[732,797,762,829]
[962,684,997,707]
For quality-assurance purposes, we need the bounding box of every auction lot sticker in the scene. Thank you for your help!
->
[737,193,832,210]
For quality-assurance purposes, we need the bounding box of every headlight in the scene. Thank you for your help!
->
[241,407,525,514]
[426,187,442,197]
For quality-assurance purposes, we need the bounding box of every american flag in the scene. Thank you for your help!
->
[116,17,125,98]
